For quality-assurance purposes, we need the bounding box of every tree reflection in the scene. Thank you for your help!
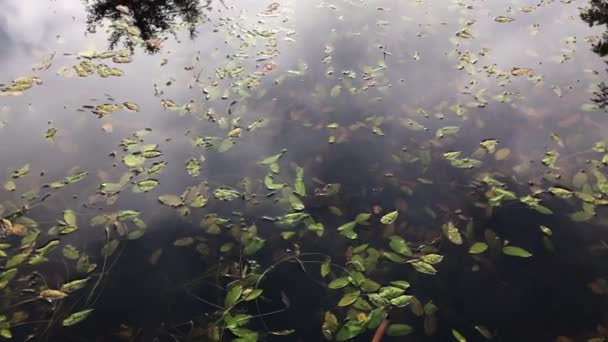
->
[85,0,212,53]
[581,0,608,108]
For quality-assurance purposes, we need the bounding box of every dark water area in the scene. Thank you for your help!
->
[2,0,608,341]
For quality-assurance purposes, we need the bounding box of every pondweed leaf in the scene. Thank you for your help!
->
[387,324,414,336]
[502,246,532,258]
[62,309,93,326]
[380,210,398,224]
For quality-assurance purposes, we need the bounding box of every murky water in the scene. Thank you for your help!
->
[1,0,608,341]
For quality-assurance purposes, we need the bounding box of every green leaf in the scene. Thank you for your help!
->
[379,286,405,300]
[360,279,381,292]
[380,210,398,224]
[117,210,141,221]
[158,195,184,207]
[390,280,411,289]
[62,245,80,260]
[366,308,387,329]
[355,213,371,223]
[213,188,241,201]
[322,311,339,340]
[383,251,407,263]
[495,148,511,160]
[186,158,201,177]
[436,126,460,138]
[243,237,265,256]
[124,154,145,168]
[389,236,412,256]
[12,164,30,179]
[0,328,11,339]
[469,242,488,254]
[3,181,15,192]
[387,324,414,336]
[269,329,295,336]
[295,179,306,197]
[173,237,194,247]
[452,329,467,342]
[321,261,331,277]
[502,246,532,258]
[60,278,89,293]
[335,321,365,341]
[411,261,437,275]
[475,325,493,339]
[549,187,573,198]
[63,210,77,227]
[422,254,443,264]
[328,277,350,289]
[442,221,462,245]
[62,309,94,326]
[539,225,553,236]
[390,295,414,307]
[259,152,283,165]
[0,269,17,289]
[368,293,390,307]
[244,289,263,301]
[134,179,159,192]
[338,290,360,307]
[225,285,243,307]
[6,252,29,268]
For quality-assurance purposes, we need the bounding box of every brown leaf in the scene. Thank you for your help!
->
[511,67,532,76]
[40,289,67,301]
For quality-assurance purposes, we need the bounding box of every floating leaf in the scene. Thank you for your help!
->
[502,246,532,258]
[411,261,437,275]
[124,154,145,168]
[158,195,183,207]
[60,278,89,293]
[442,221,462,245]
[495,148,511,160]
[495,16,514,23]
[40,289,67,301]
[225,285,243,307]
[338,290,360,307]
[62,245,80,260]
[3,181,15,192]
[380,211,398,224]
[122,102,140,112]
[390,295,414,307]
[436,126,460,138]
[511,67,532,76]
[469,242,488,254]
[12,164,30,179]
[387,324,414,336]
[213,188,240,201]
[328,277,350,289]
[0,269,17,289]
[134,179,159,193]
[259,152,283,165]
[389,236,413,256]
[186,158,201,177]
[322,311,339,340]
[422,254,443,264]
[452,329,467,342]
[174,237,194,247]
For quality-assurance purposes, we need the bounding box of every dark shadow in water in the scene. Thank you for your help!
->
[581,0,608,108]
[85,0,212,53]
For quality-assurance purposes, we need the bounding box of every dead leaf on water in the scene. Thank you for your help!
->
[495,16,515,23]
[511,67,532,76]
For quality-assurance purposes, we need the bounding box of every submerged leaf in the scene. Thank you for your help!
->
[62,309,93,326]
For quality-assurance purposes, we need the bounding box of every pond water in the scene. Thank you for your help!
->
[1,0,608,341]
